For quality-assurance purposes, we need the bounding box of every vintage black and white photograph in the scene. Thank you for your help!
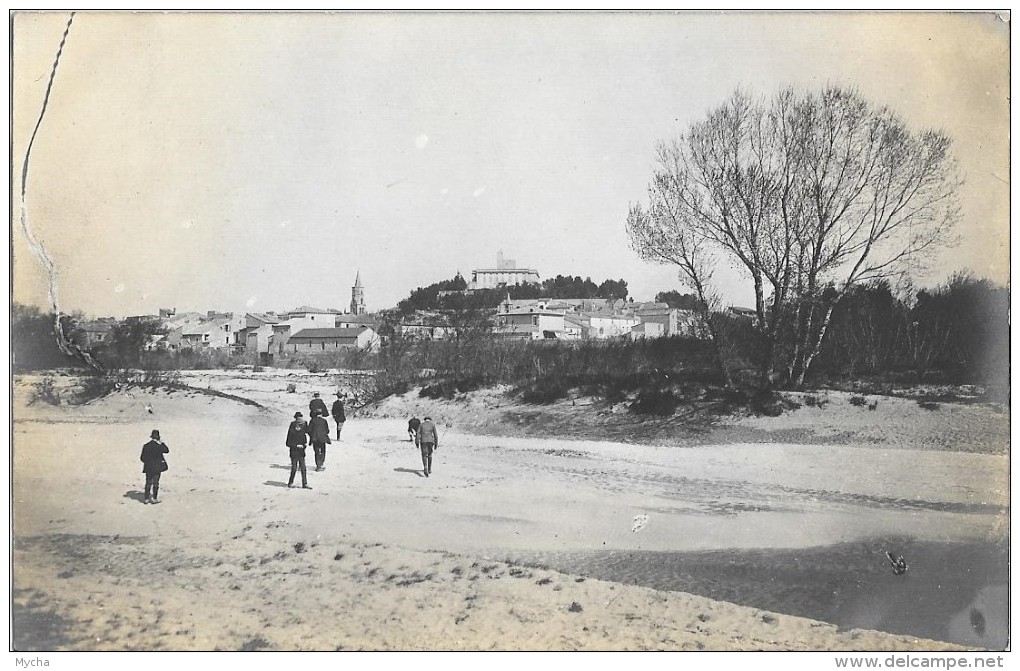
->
[10,10,1010,655]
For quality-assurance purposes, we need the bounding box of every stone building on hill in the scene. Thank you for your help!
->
[469,250,539,290]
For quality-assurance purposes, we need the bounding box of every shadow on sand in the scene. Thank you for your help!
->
[123,490,148,504]
[263,480,291,488]
[393,467,424,478]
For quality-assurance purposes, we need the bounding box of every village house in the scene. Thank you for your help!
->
[240,313,282,362]
[281,306,337,328]
[247,307,341,355]
[728,306,758,321]
[497,296,702,340]
[500,297,623,315]
[168,312,246,350]
[335,313,379,330]
[286,326,378,353]
[581,309,641,339]
[398,323,450,340]
[563,313,586,339]
[72,319,115,349]
[630,320,665,339]
[179,318,231,349]
[494,309,572,340]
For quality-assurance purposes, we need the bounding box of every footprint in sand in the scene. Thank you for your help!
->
[631,514,649,533]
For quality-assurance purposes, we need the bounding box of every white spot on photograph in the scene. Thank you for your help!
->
[415,134,430,149]
[472,186,487,197]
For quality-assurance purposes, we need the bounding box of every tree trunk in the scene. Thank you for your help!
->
[794,303,837,388]
[703,312,733,388]
[52,314,105,374]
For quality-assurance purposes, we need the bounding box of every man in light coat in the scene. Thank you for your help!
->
[415,416,439,478]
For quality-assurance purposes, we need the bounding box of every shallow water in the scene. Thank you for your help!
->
[509,537,1009,649]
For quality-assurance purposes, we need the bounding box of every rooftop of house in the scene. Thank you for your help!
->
[632,302,671,311]
[80,320,114,332]
[563,314,586,327]
[182,318,231,336]
[286,306,332,315]
[582,309,640,320]
[335,313,378,325]
[247,312,281,325]
[500,309,567,317]
[290,326,371,340]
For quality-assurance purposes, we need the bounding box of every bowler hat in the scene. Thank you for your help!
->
[294,412,303,419]
[150,429,160,440]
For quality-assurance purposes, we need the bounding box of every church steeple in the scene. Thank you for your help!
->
[350,271,366,314]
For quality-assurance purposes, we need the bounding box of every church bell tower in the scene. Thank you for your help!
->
[350,271,366,315]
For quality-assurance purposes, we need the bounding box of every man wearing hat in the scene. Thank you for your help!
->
[308,408,332,472]
[140,429,170,504]
[285,412,312,489]
[309,392,329,421]
[331,391,346,440]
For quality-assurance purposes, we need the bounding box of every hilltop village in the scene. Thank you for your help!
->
[67,253,727,366]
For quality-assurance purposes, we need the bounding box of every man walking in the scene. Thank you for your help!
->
[331,392,346,440]
[308,409,332,472]
[140,429,170,504]
[309,392,329,420]
[415,416,439,478]
[285,412,312,489]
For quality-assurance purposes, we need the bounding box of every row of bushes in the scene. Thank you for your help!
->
[29,369,183,407]
[391,335,728,412]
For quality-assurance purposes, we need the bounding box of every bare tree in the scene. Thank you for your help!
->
[628,85,961,387]
[783,88,961,385]
[626,197,733,388]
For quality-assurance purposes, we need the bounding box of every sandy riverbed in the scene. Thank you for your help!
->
[10,371,1009,650]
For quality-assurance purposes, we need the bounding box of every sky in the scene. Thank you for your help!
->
[11,11,1010,318]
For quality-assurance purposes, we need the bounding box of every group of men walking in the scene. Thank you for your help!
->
[285,391,346,489]
[139,390,440,503]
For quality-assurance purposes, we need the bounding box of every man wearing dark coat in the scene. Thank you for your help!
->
[309,392,329,420]
[308,410,332,472]
[331,392,346,440]
[285,412,312,489]
[140,429,169,504]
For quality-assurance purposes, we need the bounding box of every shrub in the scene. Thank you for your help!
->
[917,400,941,411]
[286,383,297,393]
[849,395,867,406]
[74,373,120,404]
[69,369,183,405]
[803,394,827,408]
[29,376,61,406]
[419,379,459,400]
[750,389,796,416]
[518,379,571,405]
[629,388,681,416]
